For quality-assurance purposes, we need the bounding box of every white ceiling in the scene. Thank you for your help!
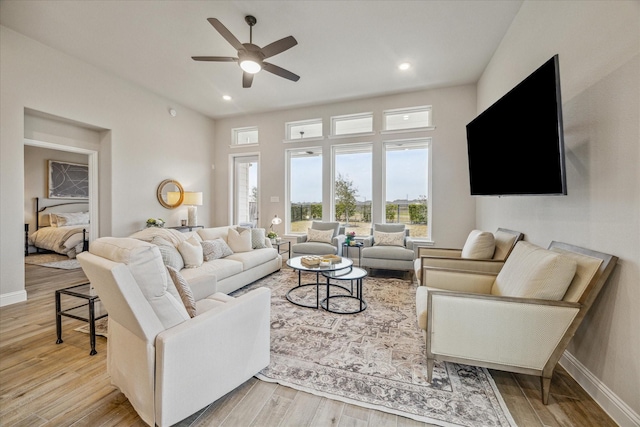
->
[0,0,523,119]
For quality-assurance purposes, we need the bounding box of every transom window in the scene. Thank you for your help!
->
[232,126,259,145]
[331,113,373,136]
[286,119,323,140]
[384,106,432,131]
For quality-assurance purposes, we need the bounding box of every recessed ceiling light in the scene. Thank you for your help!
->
[398,62,411,71]
[222,95,232,101]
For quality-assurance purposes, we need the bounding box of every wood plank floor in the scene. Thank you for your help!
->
[0,264,618,426]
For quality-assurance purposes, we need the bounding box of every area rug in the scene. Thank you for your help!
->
[24,253,81,270]
[74,317,108,337]
[233,269,517,427]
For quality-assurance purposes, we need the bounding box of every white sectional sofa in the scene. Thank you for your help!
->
[129,225,282,297]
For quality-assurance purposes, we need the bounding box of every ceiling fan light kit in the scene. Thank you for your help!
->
[192,15,299,88]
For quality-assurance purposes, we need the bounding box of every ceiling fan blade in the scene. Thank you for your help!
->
[263,62,300,82]
[261,35,298,59]
[191,56,238,62]
[242,72,254,88]
[207,18,243,51]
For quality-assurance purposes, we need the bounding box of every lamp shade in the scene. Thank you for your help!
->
[166,191,182,205]
[182,192,203,206]
[271,215,282,225]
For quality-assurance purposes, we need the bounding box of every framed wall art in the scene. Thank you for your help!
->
[48,160,89,199]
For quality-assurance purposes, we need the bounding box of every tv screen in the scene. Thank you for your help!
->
[466,55,567,196]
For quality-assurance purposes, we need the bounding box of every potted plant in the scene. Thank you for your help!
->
[146,218,165,228]
[267,231,278,243]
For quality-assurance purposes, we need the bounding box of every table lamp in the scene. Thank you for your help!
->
[183,191,203,226]
[270,215,282,233]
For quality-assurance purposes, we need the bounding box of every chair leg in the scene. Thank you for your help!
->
[541,376,552,404]
[427,357,435,382]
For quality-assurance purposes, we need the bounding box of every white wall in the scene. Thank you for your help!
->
[476,1,639,423]
[0,26,216,305]
[212,85,477,248]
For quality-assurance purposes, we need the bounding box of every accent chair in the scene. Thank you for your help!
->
[291,221,346,257]
[77,237,271,427]
[360,223,416,273]
[414,228,524,285]
[416,240,617,404]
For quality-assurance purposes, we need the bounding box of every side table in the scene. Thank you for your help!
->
[343,242,364,266]
[55,282,107,355]
[273,240,291,258]
[321,267,368,314]
[169,225,204,233]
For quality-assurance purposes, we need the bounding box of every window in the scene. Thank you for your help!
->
[286,119,323,140]
[333,144,372,236]
[384,139,431,238]
[287,148,322,234]
[383,106,432,131]
[331,113,373,136]
[232,155,259,225]
[232,126,258,145]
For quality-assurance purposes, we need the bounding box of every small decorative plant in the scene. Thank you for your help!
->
[345,231,356,245]
[146,218,165,228]
[267,231,278,240]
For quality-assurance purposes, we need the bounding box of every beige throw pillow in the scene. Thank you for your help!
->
[491,241,577,300]
[166,266,197,318]
[201,238,234,261]
[227,227,253,252]
[461,230,496,259]
[373,231,405,247]
[178,236,204,268]
[307,228,334,244]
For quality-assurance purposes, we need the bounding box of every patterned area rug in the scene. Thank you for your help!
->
[24,253,81,270]
[233,269,517,427]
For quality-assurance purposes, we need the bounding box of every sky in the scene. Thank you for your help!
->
[289,148,428,203]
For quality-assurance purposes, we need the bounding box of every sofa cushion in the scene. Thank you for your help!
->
[307,228,334,244]
[152,236,184,270]
[461,230,496,259]
[292,241,337,255]
[226,248,278,270]
[178,236,204,268]
[362,245,414,261]
[251,228,268,249]
[228,227,253,253]
[89,237,189,329]
[197,227,231,242]
[491,241,577,300]
[373,231,405,247]
[179,258,244,283]
[196,292,235,314]
[166,266,197,318]
[493,230,518,261]
[201,238,234,261]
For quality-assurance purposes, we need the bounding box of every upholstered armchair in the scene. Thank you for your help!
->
[416,240,617,404]
[360,223,416,273]
[414,228,523,285]
[77,237,271,427]
[291,221,346,257]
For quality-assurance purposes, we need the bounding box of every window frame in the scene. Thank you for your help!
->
[381,105,435,134]
[330,112,375,138]
[284,118,324,143]
[231,126,259,147]
[285,146,324,235]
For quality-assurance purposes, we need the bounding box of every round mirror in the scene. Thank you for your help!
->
[156,179,184,209]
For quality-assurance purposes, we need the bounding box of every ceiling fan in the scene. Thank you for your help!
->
[192,16,300,88]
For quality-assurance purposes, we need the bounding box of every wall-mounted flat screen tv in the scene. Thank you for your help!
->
[466,55,567,196]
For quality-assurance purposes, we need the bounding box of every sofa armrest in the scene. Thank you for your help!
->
[427,290,580,370]
[423,267,496,294]
[421,257,505,274]
[296,235,308,243]
[264,238,273,248]
[362,236,374,247]
[155,287,271,426]
[332,234,346,256]
[417,247,463,258]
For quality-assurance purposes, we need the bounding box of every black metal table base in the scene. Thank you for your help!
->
[320,267,368,314]
[286,270,352,309]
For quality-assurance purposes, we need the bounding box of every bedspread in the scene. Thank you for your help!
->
[29,225,87,258]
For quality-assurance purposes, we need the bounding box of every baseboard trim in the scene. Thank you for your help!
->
[560,351,640,427]
[0,290,27,307]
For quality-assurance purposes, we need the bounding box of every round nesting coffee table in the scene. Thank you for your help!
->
[321,267,368,314]
[286,256,353,309]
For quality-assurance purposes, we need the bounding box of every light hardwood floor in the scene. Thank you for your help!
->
[0,264,618,426]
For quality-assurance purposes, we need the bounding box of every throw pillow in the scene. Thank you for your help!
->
[152,236,185,270]
[251,228,268,249]
[178,236,204,268]
[201,238,234,261]
[373,231,405,247]
[51,211,89,227]
[491,241,577,300]
[307,228,334,244]
[166,266,196,318]
[227,227,253,252]
[461,230,496,259]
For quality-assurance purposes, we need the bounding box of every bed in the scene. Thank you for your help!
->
[26,197,89,259]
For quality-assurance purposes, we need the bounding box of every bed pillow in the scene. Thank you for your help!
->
[201,238,234,261]
[178,236,204,268]
[307,228,334,244]
[51,211,89,227]
[228,227,253,253]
